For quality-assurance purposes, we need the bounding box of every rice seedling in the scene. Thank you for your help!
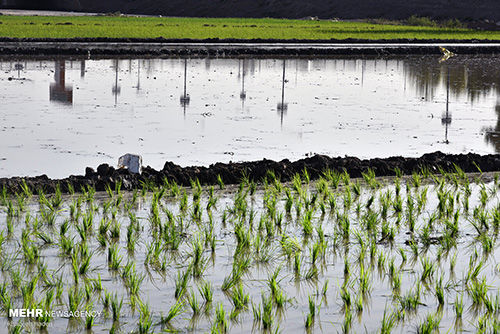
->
[111,293,123,321]
[137,301,153,334]
[342,309,353,333]
[175,266,191,299]
[108,244,122,270]
[231,283,250,310]
[380,307,397,334]
[188,290,201,315]
[417,313,442,334]
[399,283,422,311]
[199,281,214,304]
[261,293,274,330]
[214,303,229,333]
[434,276,444,305]
[340,286,352,308]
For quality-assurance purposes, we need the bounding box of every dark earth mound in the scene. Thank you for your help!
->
[2,0,500,22]
[2,39,500,57]
[1,152,499,194]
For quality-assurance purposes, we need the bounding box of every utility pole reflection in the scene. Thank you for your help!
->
[277,59,288,127]
[180,58,191,116]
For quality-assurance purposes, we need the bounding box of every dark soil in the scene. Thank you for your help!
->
[4,0,500,22]
[1,39,500,57]
[1,152,499,194]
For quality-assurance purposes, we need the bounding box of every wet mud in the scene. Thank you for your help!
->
[1,38,500,56]
[2,151,499,194]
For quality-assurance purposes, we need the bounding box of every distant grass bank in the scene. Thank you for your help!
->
[0,15,500,40]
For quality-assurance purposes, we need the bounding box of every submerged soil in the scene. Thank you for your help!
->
[1,152,499,194]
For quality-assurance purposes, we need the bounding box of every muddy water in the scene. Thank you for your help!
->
[0,55,499,178]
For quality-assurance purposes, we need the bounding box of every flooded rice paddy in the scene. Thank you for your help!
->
[0,169,499,333]
[1,55,500,178]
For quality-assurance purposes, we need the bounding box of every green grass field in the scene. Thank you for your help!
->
[0,15,500,40]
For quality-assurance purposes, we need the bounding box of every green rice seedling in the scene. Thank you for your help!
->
[305,312,314,329]
[392,196,403,214]
[398,283,421,311]
[320,279,329,298]
[99,217,111,236]
[466,259,484,283]
[358,266,372,295]
[302,167,310,185]
[480,186,489,207]
[355,293,363,312]
[92,273,103,292]
[326,169,342,189]
[161,299,185,324]
[107,244,122,270]
[435,276,444,305]
[214,303,229,333]
[342,309,353,334]
[127,271,144,297]
[221,264,245,292]
[85,303,96,330]
[483,294,495,314]
[175,266,191,299]
[377,251,386,272]
[468,277,488,305]
[217,174,225,190]
[352,181,361,197]
[340,286,351,308]
[137,301,152,334]
[344,186,353,210]
[344,258,351,277]
[0,186,7,206]
[420,257,435,282]
[188,290,200,315]
[380,307,397,334]
[22,239,39,265]
[231,283,250,310]
[0,287,12,316]
[411,172,422,188]
[111,293,123,321]
[310,241,324,265]
[392,271,402,291]
[68,286,83,315]
[362,168,379,189]
[199,281,213,304]
[294,253,302,277]
[261,293,274,330]
[417,313,442,334]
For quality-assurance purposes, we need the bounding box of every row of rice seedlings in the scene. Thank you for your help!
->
[0,167,498,333]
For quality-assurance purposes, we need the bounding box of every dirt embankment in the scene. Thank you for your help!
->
[2,39,500,57]
[1,152,499,194]
[3,0,500,22]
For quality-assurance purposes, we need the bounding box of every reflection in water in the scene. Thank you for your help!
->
[277,59,288,126]
[485,101,500,152]
[180,58,190,115]
[80,60,85,78]
[442,67,452,144]
[3,55,500,177]
[49,60,73,105]
[14,63,23,78]
[239,59,247,109]
[404,56,500,151]
[112,59,121,106]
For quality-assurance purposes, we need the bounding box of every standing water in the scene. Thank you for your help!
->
[0,55,499,177]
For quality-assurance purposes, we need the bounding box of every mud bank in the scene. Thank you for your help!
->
[2,39,500,56]
[1,152,499,194]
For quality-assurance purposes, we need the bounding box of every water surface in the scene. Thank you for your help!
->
[0,55,499,178]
